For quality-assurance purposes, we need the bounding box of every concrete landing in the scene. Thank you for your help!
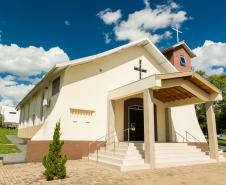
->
[0,135,27,164]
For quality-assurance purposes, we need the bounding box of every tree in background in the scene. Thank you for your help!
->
[0,114,4,127]
[195,71,226,135]
[42,121,67,181]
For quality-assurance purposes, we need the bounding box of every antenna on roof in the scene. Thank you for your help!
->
[172,24,182,43]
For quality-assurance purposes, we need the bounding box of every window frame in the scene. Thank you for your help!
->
[180,55,186,66]
[52,76,61,96]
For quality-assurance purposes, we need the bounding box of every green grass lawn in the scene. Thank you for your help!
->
[218,139,226,147]
[0,128,17,144]
[0,144,20,154]
[0,128,20,154]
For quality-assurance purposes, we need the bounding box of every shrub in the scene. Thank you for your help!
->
[42,121,67,181]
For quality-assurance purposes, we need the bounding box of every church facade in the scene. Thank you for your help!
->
[17,38,222,169]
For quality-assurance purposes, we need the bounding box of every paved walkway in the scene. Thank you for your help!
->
[0,135,27,164]
[0,160,226,185]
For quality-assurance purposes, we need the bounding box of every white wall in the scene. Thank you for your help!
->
[170,105,206,142]
[32,46,163,141]
[19,44,206,144]
[0,106,20,124]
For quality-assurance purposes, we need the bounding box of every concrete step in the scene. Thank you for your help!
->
[156,153,208,159]
[89,153,143,163]
[156,159,216,168]
[97,150,143,158]
[156,156,210,163]
[89,155,144,166]
[87,142,212,171]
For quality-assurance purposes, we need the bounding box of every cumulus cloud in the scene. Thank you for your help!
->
[104,32,111,44]
[0,75,34,106]
[0,30,2,42]
[144,0,150,8]
[97,8,122,25]
[64,20,71,26]
[0,44,69,106]
[192,40,226,75]
[0,44,69,79]
[97,1,188,43]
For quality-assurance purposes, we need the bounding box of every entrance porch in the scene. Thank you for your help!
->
[106,72,222,169]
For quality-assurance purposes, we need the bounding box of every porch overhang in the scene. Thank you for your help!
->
[108,72,222,107]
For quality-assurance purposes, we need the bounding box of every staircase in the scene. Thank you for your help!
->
[87,142,213,171]
[155,143,211,168]
[88,142,149,171]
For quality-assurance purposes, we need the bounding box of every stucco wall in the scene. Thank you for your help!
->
[18,44,206,144]
[170,105,206,142]
[31,46,163,141]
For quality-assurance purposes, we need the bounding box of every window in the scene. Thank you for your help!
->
[26,103,30,123]
[40,93,44,121]
[180,55,186,66]
[32,114,35,125]
[52,76,60,96]
[9,112,16,114]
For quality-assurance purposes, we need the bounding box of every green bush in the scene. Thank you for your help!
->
[42,121,67,181]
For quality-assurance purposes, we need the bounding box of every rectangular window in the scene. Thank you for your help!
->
[9,112,16,114]
[27,103,30,123]
[52,76,60,96]
[40,93,44,121]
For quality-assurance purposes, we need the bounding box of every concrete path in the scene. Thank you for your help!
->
[1,160,226,185]
[0,135,27,164]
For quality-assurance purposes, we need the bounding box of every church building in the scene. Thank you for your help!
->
[17,38,223,171]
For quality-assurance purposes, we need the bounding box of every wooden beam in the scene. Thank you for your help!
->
[164,97,204,107]
[205,102,219,161]
[181,81,210,101]
[143,89,155,168]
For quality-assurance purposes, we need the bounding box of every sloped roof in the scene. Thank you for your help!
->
[17,37,178,109]
[162,41,196,58]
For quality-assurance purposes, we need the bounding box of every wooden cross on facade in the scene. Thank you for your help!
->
[134,60,147,80]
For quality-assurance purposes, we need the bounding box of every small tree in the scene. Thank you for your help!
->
[0,114,4,128]
[42,121,67,181]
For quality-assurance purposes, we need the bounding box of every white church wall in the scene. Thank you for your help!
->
[170,105,206,142]
[32,46,163,141]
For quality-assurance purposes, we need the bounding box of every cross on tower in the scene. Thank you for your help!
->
[172,24,182,43]
[134,60,147,80]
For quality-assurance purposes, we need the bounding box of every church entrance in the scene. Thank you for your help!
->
[124,98,157,141]
[128,105,144,141]
[124,98,158,141]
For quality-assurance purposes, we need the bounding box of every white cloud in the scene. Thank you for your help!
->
[0,75,34,106]
[98,1,188,43]
[192,40,226,75]
[104,33,111,44]
[97,9,122,25]
[64,20,71,26]
[0,44,69,106]
[144,0,150,8]
[0,30,2,42]
[0,44,69,79]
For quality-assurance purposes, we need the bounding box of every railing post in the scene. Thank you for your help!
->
[185,131,187,141]
[96,148,99,163]
[114,136,116,153]
[88,144,90,160]
[128,128,130,146]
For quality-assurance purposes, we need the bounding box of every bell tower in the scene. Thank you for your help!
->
[162,41,196,72]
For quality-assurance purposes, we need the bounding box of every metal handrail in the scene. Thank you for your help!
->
[175,131,189,142]
[185,131,201,142]
[88,127,131,160]
[95,128,131,162]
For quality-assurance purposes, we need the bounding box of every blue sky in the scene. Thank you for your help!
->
[0,0,226,106]
[0,0,225,58]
